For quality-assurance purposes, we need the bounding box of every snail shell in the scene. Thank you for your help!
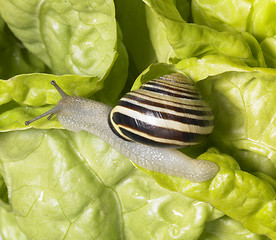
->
[109,73,214,148]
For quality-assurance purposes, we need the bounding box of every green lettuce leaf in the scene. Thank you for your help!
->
[143,148,276,239]
[261,37,276,68]
[0,131,273,239]
[0,0,118,78]
[176,54,251,81]
[0,1,275,239]
[144,0,190,63]
[175,56,276,178]
[131,62,177,90]
[94,26,129,105]
[192,0,276,42]
[0,15,45,79]
[197,70,276,179]
[0,129,226,240]
[199,216,269,240]
[0,207,28,240]
[0,128,269,239]
[143,0,266,67]
[192,0,276,68]
[145,3,179,63]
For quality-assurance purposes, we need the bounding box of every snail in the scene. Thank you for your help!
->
[25,73,219,182]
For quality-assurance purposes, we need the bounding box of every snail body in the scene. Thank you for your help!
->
[25,73,219,182]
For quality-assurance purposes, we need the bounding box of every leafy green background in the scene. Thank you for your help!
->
[0,0,275,239]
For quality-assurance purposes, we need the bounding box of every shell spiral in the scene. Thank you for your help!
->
[108,73,214,148]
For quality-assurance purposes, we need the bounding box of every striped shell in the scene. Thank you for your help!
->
[108,73,214,148]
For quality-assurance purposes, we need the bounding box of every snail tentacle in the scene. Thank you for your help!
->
[25,106,61,126]
[51,80,68,98]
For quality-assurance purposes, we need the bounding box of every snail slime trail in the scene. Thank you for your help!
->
[25,74,219,182]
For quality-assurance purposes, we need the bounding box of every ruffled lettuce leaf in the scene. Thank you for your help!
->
[142,148,276,239]
[144,0,192,63]
[176,55,251,81]
[197,70,276,179]
[143,0,266,67]
[94,27,129,105]
[0,129,271,239]
[0,129,226,240]
[192,0,276,68]
[0,15,45,79]
[0,0,118,78]
[175,58,276,179]
[0,0,275,239]
[192,0,276,42]
[261,36,276,68]
[199,216,269,240]
[0,0,129,107]
[145,6,176,63]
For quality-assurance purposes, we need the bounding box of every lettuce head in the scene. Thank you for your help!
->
[0,0,275,239]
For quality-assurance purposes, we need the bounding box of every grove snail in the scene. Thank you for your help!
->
[25,73,219,182]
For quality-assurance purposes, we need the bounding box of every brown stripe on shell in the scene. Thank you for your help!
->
[108,73,214,148]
